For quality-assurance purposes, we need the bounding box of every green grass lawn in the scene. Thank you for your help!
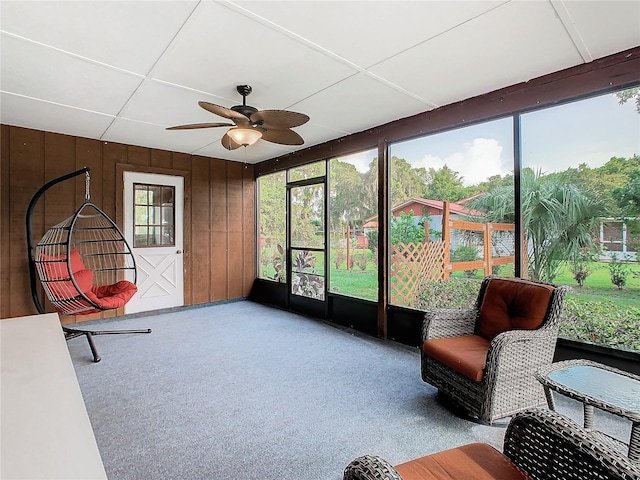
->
[554,261,640,308]
[260,248,639,350]
[263,253,639,307]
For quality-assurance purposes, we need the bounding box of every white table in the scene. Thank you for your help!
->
[1,313,107,479]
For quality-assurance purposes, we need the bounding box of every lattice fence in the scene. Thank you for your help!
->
[390,241,445,307]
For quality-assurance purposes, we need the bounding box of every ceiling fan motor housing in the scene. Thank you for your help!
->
[232,84,258,119]
[231,105,258,119]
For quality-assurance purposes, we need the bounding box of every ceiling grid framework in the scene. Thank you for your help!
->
[1,0,639,164]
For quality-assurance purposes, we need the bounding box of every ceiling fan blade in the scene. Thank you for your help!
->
[199,101,248,121]
[251,110,309,129]
[259,128,305,146]
[166,122,233,130]
[221,132,242,150]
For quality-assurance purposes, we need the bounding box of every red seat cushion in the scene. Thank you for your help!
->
[395,443,529,480]
[477,278,554,340]
[83,281,138,311]
[423,335,490,382]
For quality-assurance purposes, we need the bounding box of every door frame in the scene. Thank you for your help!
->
[116,164,190,310]
[286,175,328,318]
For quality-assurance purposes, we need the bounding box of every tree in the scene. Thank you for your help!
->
[389,156,428,205]
[329,160,368,229]
[470,168,606,282]
[613,167,640,216]
[291,183,323,246]
[615,87,640,113]
[390,211,426,244]
[423,165,466,201]
[554,156,640,217]
[464,173,513,197]
[258,171,286,243]
[361,157,379,216]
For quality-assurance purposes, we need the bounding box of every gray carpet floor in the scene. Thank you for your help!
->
[68,300,631,480]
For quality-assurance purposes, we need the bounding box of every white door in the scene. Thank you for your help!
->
[124,172,184,314]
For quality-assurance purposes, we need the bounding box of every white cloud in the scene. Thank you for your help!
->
[414,138,509,186]
[339,151,373,173]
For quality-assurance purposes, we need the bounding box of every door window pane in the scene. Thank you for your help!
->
[291,248,325,300]
[133,183,175,247]
[290,184,324,249]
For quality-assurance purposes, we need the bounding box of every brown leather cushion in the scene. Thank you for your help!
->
[423,335,489,382]
[395,443,530,480]
[477,278,554,340]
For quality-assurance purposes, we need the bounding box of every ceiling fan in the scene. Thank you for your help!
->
[166,85,309,150]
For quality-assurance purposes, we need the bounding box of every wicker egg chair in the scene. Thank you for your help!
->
[27,167,150,362]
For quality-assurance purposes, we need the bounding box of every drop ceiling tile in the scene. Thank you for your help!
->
[103,118,215,156]
[561,0,640,60]
[0,1,198,74]
[120,80,235,128]
[235,0,506,68]
[193,139,296,164]
[292,73,432,134]
[0,92,115,140]
[1,34,143,115]
[150,1,358,108]
[370,1,583,107]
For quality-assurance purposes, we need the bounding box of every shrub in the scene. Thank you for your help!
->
[570,247,599,287]
[414,278,481,310]
[560,297,640,351]
[272,244,286,282]
[609,253,630,289]
[356,254,367,271]
[333,249,345,269]
[366,229,378,252]
[291,250,323,299]
[370,247,378,268]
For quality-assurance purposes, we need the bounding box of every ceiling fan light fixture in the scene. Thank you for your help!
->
[227,127,262,146]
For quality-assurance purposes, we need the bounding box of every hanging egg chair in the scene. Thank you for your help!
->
[35,201,138,315]
[27,167,150,362]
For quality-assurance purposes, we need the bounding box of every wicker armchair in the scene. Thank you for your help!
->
[421,276,569,424]
[344,408,640,480]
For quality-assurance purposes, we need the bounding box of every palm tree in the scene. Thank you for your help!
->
[470,168,606,282]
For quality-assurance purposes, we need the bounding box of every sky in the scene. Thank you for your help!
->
[337,91,639,187]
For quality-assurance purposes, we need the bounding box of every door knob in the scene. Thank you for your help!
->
[176,250,182,254]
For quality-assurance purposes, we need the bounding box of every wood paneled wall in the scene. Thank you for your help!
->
[0,126,255,321]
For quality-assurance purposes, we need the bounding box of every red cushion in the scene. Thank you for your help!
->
[87,281,138,309]
[60,281,137,315]
[423,335,490,382]
[39,249,86,279]
[477,278,554,340]
[395,443,528,480]
[47,268,94,300]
